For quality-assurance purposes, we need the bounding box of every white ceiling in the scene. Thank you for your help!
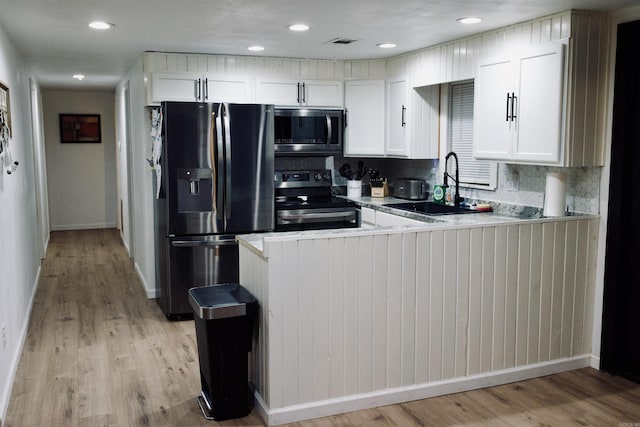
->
[0,0,636,90]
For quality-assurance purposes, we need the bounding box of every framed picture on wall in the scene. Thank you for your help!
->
[59,114,101,143]
[0,81,11,155]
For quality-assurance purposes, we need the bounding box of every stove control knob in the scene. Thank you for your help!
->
[314,173,322,181]
[282,173,290,181]
[323,173,331,182]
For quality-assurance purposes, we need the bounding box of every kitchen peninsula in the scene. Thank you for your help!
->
[237,204,599,426]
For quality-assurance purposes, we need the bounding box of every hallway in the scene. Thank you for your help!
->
[4,229,263,426]
[4,230,640,426]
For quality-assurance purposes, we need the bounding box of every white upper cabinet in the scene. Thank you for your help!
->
[203,74,255,103]
[149,72,202,104]
[386,77,410,157]
[514,46,564,163]
[255,77,344,107]
[473,57,513,160]
[343,77,439,159]
[384,77,440,159]
[344,79,386,157]
[410,84,440,159]
[147,72,255,105]
[473,44,566,165]
[141,12,608,166]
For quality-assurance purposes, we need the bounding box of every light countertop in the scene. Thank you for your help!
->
[237,196,598,256]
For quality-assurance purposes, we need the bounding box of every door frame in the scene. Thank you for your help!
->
[600,15,640,383]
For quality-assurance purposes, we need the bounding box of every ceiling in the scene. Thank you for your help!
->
[0,0,637,90]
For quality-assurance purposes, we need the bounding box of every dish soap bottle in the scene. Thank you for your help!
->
[433,185,446,204]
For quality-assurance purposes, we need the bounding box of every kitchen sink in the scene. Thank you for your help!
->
[383,201,481,215]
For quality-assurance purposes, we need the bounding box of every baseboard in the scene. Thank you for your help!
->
[120,233,131,258]
[42,233,49,259]
[50,222,117,231]
[256,355,592,426]
[134,261,157,299]
[0,265,41,424]
[590,354,601,369]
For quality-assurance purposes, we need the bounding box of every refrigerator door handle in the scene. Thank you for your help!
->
[223,103,232,223]
[214,105,224,220]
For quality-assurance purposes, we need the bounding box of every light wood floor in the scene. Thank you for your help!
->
[4,229,640,427]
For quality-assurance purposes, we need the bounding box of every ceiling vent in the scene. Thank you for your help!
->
[326,37,358,45]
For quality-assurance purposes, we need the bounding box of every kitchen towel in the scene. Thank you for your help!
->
[543,171,566,217]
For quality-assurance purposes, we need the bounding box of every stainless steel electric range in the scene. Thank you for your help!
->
[274,169,359,231]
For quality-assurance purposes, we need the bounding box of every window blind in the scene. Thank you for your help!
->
[449,81,496,188]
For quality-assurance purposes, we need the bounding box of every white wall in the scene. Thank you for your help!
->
[0,24,44,424]
[42,90,117,230]
[117,58,157,297]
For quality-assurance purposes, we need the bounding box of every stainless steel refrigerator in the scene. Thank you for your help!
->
[154,101,274,318]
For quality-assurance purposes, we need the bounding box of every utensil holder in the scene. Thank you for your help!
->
[347,180,362,198]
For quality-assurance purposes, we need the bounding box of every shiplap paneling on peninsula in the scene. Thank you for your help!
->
[239,217,598,410]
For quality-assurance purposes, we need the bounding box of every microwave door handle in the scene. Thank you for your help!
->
[215,105,224,220]
[223,103,232,223]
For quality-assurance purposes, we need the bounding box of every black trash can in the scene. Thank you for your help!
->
[188,283,258,421]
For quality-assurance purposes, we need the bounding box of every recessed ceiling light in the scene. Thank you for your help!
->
[72,74,85,81]
[456,17,482,24]
[248,45,265,52]
[288,23,310,32]
[377,43,397,49]
[89,21,113,30]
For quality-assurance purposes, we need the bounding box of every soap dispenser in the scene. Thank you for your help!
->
[445,185,456,206]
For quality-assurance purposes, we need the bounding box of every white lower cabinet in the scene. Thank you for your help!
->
[362,208,424,226]
[375,211,425,226]
[473,44,565,164]
[360,207,377,225]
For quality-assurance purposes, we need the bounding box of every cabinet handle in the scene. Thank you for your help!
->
[301,82,306,103]
[344,108,348,127]
[196,78,201,101]
[297,82,301,104]
[511,92,517,120]
[401,105,406,127]
[506,93,511,121]
[204,78,208,101]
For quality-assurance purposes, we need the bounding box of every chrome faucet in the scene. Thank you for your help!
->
[443,151,463,206]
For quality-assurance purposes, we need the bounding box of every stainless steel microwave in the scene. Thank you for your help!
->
[273,108,344,156]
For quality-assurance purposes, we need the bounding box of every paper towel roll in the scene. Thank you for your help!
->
[543,172,566,217]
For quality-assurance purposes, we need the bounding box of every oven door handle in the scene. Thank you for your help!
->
[278,210,356,220]
[171,239,237,248]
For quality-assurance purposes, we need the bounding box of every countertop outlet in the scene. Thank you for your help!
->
[505,172,519,191]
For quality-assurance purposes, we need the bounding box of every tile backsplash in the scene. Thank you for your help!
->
[275,155,602,215]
